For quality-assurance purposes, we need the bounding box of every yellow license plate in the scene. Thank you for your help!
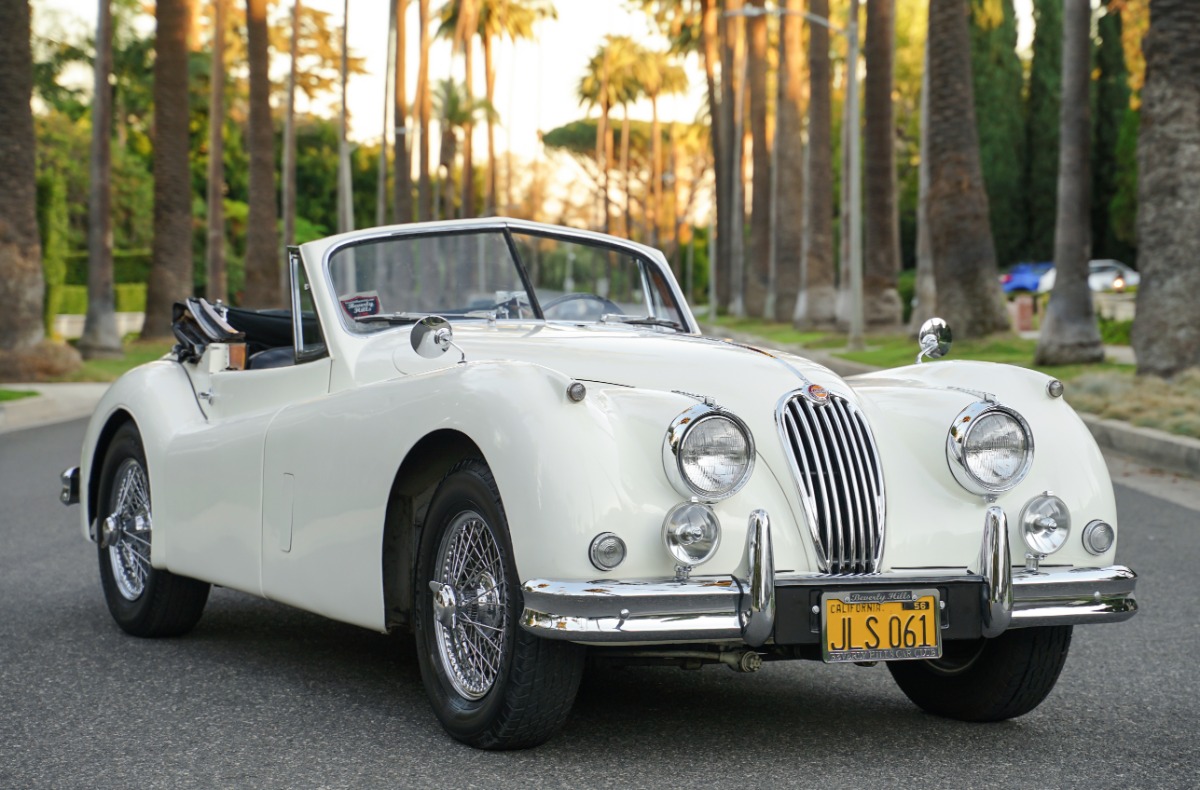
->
[821,589,942,663]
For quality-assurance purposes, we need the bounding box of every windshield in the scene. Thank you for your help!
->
[326,228,688,334]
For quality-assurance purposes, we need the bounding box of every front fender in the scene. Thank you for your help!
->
[79,359,206,567]
[850,361,1119,570]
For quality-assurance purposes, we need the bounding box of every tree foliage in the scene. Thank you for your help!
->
[1024,0,1062,263]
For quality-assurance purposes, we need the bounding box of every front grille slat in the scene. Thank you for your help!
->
[778,392,885,574]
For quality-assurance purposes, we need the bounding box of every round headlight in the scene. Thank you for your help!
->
[662,502,721,567]
[946,403,1034,496]
[1082,520,1115,555]
[1020,493,1070,555]
[663,404,755,502]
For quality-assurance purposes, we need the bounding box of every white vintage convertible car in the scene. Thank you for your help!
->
[61,219,1137,749]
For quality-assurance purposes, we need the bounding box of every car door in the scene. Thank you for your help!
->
[163,251,331,596]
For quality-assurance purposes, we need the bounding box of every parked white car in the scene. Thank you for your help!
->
[61,219,1137,749]
[1038,259,1141,293]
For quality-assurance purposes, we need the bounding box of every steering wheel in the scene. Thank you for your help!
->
[541,292,623,321]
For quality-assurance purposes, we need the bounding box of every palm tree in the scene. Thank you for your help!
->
[440,0,556,216]
[700,0,727,313]
[80,0,122,358]
[206,0,228,305]
[925,0,1008,338]
[1131,0,1200,377]
[417,0,433,221]
[721,0,747,316]
[143,0,195,338]
[282,0,301,251]
[773,0,805,323]
[242,0,281,308]
[0,0,46,366]
[864,0,902,330]
[434,78,495,220]
[909,31,936,332]
[744,0,770,318]
[337,0,353,234]
[579,36,641,234]
[1035,0,1103,365]
[393,0,413,223]
[641,50,687,250]
[794,0,836,330]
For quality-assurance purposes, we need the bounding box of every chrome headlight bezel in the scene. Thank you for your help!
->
[662,403,755,503]
[946,402,1034,496]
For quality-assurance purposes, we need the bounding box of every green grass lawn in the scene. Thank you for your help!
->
[0,389,38,402]
[54,338,175,383]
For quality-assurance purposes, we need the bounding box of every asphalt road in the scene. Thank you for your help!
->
[2,419,1197,789]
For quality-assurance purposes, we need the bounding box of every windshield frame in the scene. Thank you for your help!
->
[317,219,696,337]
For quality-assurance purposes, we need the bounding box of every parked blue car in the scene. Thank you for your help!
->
[1000,262,1054,293]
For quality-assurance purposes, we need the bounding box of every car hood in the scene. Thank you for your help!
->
[385,322,848,404]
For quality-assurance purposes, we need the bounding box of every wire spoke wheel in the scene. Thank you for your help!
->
[432,510,508,700]
[107,458,153,601]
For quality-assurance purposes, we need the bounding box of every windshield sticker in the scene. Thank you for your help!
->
[340,291,381,319]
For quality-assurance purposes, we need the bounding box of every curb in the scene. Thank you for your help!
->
[0,383,110,436]
[701,324,1195,478]
[1079,414,1200,479]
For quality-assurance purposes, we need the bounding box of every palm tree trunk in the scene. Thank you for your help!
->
[727,0,747,318]
[337,0,354,234]
[0,0,45,358]
[650,94,661,250]
[795,0,835,329]
[1035,0,1103,365]
[377,0,394,227]
[773,0,805,323]
[745,0,770,318]
[717,1,739,312]
[1131,0,1200,376]
[463,39,476,219]
[700,0,726,314]
[143,0,196,336]
[864,0,902,330]
[483,32,497,216]
[80,0,121,357]
[417,0,433,222]
[280,0,300,303]
[394,0,412,223]
[205,0,228,305]
[925,0,1008,338]
[242,0,280,308]
[910,31,936,332]
[621,105,631,238]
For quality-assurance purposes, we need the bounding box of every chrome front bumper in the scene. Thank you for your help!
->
[519,508,1138,645]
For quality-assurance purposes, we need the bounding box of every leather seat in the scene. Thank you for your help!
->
[247,347,295,370]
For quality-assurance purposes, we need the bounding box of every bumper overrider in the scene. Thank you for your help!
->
[519,508,1138,646]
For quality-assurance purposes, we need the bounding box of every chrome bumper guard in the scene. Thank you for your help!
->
[519,507,1138,645]
[60,467,80,506]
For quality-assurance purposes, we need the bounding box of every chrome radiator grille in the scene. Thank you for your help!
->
[778,392,885,574]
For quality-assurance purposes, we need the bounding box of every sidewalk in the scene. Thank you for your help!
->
[704,324,1199,479]
[0,383,111,436]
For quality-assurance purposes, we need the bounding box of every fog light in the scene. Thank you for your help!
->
[1082,520,1115,555]
[588,532,626,571]
[1020,493,1070,555]
[662,502,721,569]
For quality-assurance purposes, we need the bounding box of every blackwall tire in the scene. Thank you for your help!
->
[96,422,210,637]
[414,460,584,749]
[887,625,1073,722]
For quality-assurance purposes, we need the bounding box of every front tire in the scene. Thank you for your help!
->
[887,626,1072,722]
[96,423,210,637]
[414,460,584,749]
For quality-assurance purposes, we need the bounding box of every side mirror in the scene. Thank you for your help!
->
[916,317,952,364]
[411,316,465,363]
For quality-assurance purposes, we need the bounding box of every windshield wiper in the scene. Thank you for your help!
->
[600,314,684,331]
[354,312,430,325]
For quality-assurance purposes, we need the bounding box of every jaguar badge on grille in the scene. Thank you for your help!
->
[804,384,830,405]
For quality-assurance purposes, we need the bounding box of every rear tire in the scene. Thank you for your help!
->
[97,423,210,637]
[887,626,1072,722]
[414,460,584,749]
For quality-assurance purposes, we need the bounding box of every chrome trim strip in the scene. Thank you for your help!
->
[979,505,1013,638]
[740,510,775,647]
